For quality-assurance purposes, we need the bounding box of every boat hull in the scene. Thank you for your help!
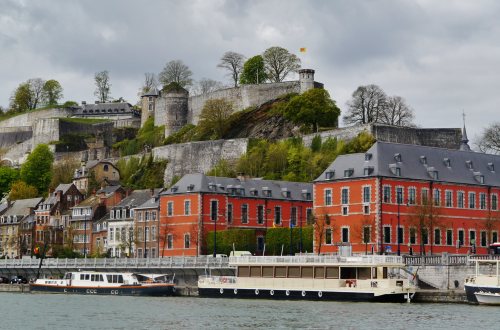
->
[474,292,500,305]
[465,285,500,304]
[198,287,410,303]
[30,284,176,296]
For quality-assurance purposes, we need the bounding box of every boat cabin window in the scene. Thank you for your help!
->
[340,267,357,279]
[301,267,313,278]
[325,267,339,279]
[314,267,325,279]
[287,266,300,278]
[106,275,124,283]
[80,274,90,281]
[238,266,250,277]
[90,274,104,282]
[489,243,500,254]
[262,266,273,278]
[275,267,286,278]
[250,266,261,277]
[358,268,371,280]
[64,273,72,280]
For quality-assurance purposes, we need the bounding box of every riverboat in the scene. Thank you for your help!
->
[474,291,500,305]
[30,271,176,296]
[464,259,500,303]
[198,255,416,302]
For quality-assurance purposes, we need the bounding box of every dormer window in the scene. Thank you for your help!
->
[363,167,374,176]
[187,184,195,192]
[420,156,427,165]
[394,153,402,162]
[170,186,178,193]
[325,171,335,180]
[250,189,258,197]
[208,183,215,191]
[389,164,401,177]
[466,160,473,170]
[281,188,291,198]
[427,167,438,180]
[262,187,272,197]
[301,189,311,200]
[488,163,495,172]
[365,153,372,161]
[473,172,485,184]
[443,158,451,167]
[344,168,354,178]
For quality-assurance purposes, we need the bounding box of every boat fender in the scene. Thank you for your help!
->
[220,288,224,294]
[318,291,322,298]
[234,289,238,295]
[302,291,306,297]
[255,289,259,295]
[270,290,274,296]
[285,290,290,296]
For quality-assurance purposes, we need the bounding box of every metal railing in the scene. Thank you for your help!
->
[403,254,500,266]
[0,256,231,269]
[230,255,403,265]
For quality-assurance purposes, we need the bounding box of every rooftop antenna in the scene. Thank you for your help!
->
[460,110,471,151]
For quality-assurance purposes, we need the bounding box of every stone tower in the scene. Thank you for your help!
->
[161,83,189,137]
[140,88,159,127]
[299,69,315,94]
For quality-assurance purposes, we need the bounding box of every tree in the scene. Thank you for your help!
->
[49,157,80,190]
[94,70,111,103]
[262,46,301,82]
[158,60,193,88]
[138,73,158,98]
[478,122,500,154]
[197,99,234,139]
[239,55,267,85]
[193,78,223,95]
[28,78,45,110]
[217,51,245,87]
[0,167,19,197]
[313,214,332,255]
[343,84,387,125]
[42,79,63,106]
[379,96,414,126]
[8,181,38,200]
[10,82,32,112]
[283,88,340,132]
[20,144,54,195]
[408,193,442,255]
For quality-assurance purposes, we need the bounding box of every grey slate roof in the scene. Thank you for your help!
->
[316,141,500,187]
[161,173,312,201]
[113,189,155,209]
[97,185,123,196]
[54,183,74,195]
[134,189,162,210]
[4,198,43,216]
[141,88,159,97]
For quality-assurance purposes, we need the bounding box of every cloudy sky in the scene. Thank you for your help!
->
[1,0,499,144]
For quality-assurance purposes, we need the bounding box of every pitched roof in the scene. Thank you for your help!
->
[161,173,312,201]
[316,141,500,187]
[97,185,123,196]
[112,189,155,209]
[54,183,74,195]
[134,189,162,210]
[73,195,101,208]
[4,198,43,216]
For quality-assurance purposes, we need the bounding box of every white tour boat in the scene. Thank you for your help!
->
[31,271,176,296]
[198,255,416,302]
[465,259,500,304]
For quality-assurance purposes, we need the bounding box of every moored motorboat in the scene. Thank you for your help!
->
[198,255,416,302]
[464,259,500,304]
[474,291,500,305]
[30,271,176,296]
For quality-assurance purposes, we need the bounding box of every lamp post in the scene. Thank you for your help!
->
[397,199,401,256]
[289,221,294,256]
[144,211,147,258]
[83,213,87,258]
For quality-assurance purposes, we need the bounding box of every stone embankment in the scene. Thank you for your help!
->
[0,284,29,293]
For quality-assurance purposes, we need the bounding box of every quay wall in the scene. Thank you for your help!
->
[0,108,72,128]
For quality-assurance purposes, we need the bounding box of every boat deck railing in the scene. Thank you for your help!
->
[230,255,403,265]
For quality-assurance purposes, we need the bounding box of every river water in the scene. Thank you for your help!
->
[1,293,498,329]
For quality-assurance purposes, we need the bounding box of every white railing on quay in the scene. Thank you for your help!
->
[0,256,231,269]
[230,255,403,265]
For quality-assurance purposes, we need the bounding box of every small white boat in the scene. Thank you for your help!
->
[465,259,500,304]
[474,291,500,305]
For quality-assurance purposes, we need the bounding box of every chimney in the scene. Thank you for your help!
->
[237,172,245,182]
[82,101,86,105]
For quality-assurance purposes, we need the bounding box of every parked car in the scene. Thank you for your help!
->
[10,276,28,284]
[0,276,9,284]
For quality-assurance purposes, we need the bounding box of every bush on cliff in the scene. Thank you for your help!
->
[113,117,164,156]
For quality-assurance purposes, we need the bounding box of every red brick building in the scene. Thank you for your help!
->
[159,174,313,256]
[314,137,500,255]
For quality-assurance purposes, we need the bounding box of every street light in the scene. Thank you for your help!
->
[83,213,87,258]
[396,191,408,257]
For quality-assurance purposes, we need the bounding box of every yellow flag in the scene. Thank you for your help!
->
[300,47,307,53]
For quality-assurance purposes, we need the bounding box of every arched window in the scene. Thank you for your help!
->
[103,164,109,172]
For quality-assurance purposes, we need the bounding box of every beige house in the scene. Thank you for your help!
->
[73,160,120,194]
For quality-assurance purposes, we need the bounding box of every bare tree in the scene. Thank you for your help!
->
[262,46,301,82]
[217,51,245,87]
[313,214,332,255]
[478,122,500,154]
[408,194,442,255]
[379,96,415,126]
[343,84,387,125]
[94,70,111,103]
[192,78,224,95]
[159,60,193,88]
[28,78,46,109]
[197,98,234,139]
[142,73,158,94]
